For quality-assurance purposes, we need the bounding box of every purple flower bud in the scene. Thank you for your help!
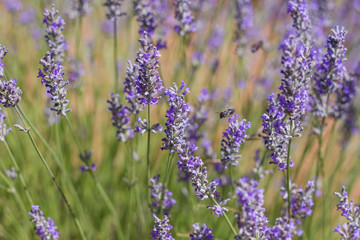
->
[103,0,126,22]
[190,223,214,240]
[150,214,174,240]
[174,0,196,36]
[288,0,312,42]
[6,167,18,179]
[0,78,22,108]
[29,205,60,240]
[234,0,253,57]
[133,0,157,36]
[149,175,176,216]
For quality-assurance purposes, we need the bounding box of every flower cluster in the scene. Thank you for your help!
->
[288,0,312,43]
[234,0,253,57]
[150,214,174,240]
[311,26,347,118]
[186,88,213,143]
[6,167,18,179]
[103,0,126,22]
[107,92,133,142]
[79,150,97,173]
[161,81,191,153]
[334,186,360,239]
[43,4,66,63]
[29,205,60,240]
[190,223,214,240]
[220,114,251,169]
[234,177,269,239]
[134,34,164,106]
[262,33,312,171]
[123,61,144,115]
[38,52,71,116]
[0,109,11,142]
[135,117,162,135]
[174,0,195,36]
[0,45,22,109]
[66,0,92,19]
[133,0,157,36]
[149,175,176,216]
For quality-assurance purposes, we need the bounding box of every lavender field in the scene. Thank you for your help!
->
[0,0,359,239]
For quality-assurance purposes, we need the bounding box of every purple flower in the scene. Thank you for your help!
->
[288,0,312,42]
[6,167,18,179]
[135,116,162,135]
[133,0,157,36]
[150,214,174,240]
[0,108,11,141]
[190,223,214,240]
[186,88,213,143]
[0,44,8,79]
[66,0,92,19]
[43,4,66,63]
[4,0,22,13]
[79,150,97,172]
[161,81,191,153]
[220,114,251,168]
[29,205,60,240]
[68,59,85,88]
[123,60,144,115]
[38,53,71,115]
[311,26,347,118]
[269,217,297,239]
[0,78,23,108]
[149,175,176,216]
[234,177,269,239]
[134,34,164,106]
[107,92,133,142]
[333,186,360,240]
[174,0,196,36]
[234,0,253,57]
[19,8,36,24]
[103,0,126,22]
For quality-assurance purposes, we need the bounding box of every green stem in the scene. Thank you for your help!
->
[3,140,34,206]
[75,16,83,61]
[211,197,237,236]
[146,103,151,205]
[114,20,119,91]
[14,107,87,240]
[286,138,292,220]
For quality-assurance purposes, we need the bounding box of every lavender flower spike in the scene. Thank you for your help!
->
[162,81,191,153]
[107,92,133,142]
[334,186,360,240]
[234,0,253,57]
[66,0,92,19]
[288,0,312,43]
[133,0,157,36]
[38,52,71,115]
[104,0,126,22]
[149,175,176,216]
[150,214,175,240]
[190,223,214,240]
[174,0,195,36]
[134,34,164,106]
[0,44,8,79]
[43,4,66,63]
[0,108,11,141]
[220,114,251,169]
[29,205,60,240]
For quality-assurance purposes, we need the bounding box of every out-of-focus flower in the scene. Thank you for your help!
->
[6,167,17,179]
[79,150,97,172]
[107,92,133,142]
[133,0,157,36]
[190,223,214,240]
[4,0,22,13]
[150,214,174,240]
[288,0,312,43]
[234,0,253,57]
[149,175,176,216]
[0,108,11,141]
[220,114,251,168]
[161,81,190,153]
[135,116,162,135]
[68,59,85,88]
[334,186,359,240]
[104,0,126,22]
[29,205,60,240]
[174,0,195,36]
[66,0,92,19]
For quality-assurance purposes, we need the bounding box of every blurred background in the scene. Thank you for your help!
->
[0,0,359,239]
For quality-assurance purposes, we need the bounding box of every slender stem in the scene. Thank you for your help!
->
[286,138,292,220]
[64,114,124,238]
[76,16,83,61]
[114,20,119,91]
[254,149,268,180]
[14,107,87,240]
[146,103,151,205]
[3,140,34,206]
[211,197,237,236]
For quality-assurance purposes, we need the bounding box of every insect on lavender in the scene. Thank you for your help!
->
[219,108,235,119]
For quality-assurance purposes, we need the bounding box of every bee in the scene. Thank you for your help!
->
[251,40,263,53]
[219,108,235,119]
